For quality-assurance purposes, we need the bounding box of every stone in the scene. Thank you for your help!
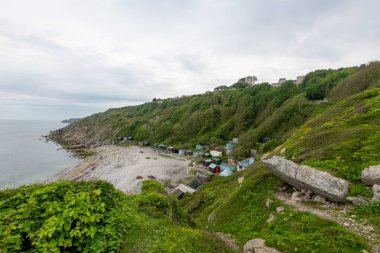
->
[280,147,286,155]
[313,195,326,204]
[361,165,380,185]
[265,199,273,208]
[291,191,300,201]
[262,156,350,202]
[243,238,282,253]
[266,213,275,224]
[372,184,380,202]
[276,206,285,213]
[346,196,369,206]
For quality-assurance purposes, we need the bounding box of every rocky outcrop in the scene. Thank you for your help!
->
[373,184,380,202]
[243,238,281,253]
[262,156,349,202]
[361,165,380,185]
[346,196,369,206]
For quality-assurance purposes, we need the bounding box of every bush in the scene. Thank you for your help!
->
[0,180,138,253]
[135,192,171,218]
[141,180,167,195]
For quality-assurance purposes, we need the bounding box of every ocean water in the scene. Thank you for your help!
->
[0,120,81,189]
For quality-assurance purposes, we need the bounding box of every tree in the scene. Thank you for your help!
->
[230,76,257,89]
[214,85,229,92]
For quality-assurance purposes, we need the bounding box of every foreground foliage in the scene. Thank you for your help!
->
[0,180,134,252]
[0,180,234,253]
[181,165,368,253]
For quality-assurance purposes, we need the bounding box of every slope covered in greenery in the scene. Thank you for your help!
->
[180,164,368,252]
[0,180,234,253]
[52,63,374,157]
[281,88,380,183]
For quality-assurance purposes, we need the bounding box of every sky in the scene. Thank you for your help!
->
[0,0,379,120]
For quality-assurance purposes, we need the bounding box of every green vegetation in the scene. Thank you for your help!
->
[180,165,368,252]
[330,61,380,102]
[0,180,235,253]
[350,202,380,231]
[53,63,380,159]
[282,88,380,183]
[40,62,380,251]
[300,67,358,100]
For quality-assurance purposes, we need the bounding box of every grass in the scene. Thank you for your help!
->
[180,164,368,252]
[350,202,380,232]
[282,88,380,184]
[0,180,235,253]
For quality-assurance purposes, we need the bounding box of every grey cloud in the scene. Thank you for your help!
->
[0,0,379,119]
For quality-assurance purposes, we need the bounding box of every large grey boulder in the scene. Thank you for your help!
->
[262,156,349,202]
[361,165,380,185]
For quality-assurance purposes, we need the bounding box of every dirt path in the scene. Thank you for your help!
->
[276,192,380,253]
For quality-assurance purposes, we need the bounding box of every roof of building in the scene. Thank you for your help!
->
[220,162,234,171]
[175,184,196,194]
[208,163,218,169]
[238,157,255,167]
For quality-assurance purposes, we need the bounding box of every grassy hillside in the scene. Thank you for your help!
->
[180,164,368,252]
[51,63,374,157]
[0,180,234,253]
[281,88,380,183]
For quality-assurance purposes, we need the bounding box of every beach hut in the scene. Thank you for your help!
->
[237,157,255,171]
[226,143,235,150]
[203,159,213,167]
[220,162,234,172]
[175,184,196,194]
[195,144,204,150]
[172,189,185,199]
[208,163,220,173]
[187,174,210,190]
[212,158,222,165]
[179,149,186,155]
[228,157,237,166]
[220,170,233,177]
[210,150,222,157]
[193,151,204,158]
[232,137,239,144]
[158,144,167,150]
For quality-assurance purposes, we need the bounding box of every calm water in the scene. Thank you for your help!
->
[0,120,81,189]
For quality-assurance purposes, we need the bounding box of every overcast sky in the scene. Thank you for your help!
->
[0,0,379,120]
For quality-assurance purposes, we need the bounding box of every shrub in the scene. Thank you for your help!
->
[135,192,171,218]
[0,180,138,253]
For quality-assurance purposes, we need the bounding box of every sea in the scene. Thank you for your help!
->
[0,120,81,190]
